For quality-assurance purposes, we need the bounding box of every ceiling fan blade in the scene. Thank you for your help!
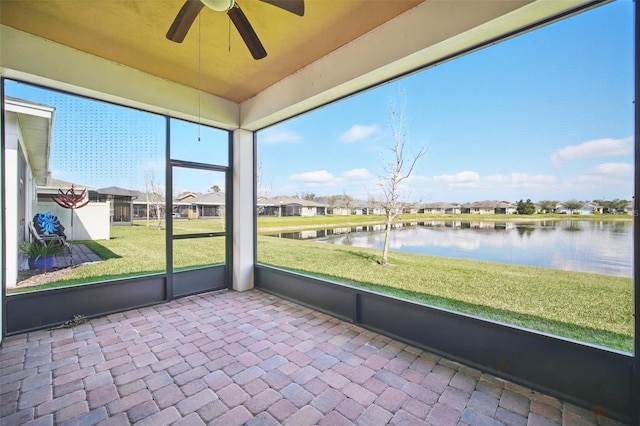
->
[167,0,205,43]
[228,4,267,60]
[260,0,304,16]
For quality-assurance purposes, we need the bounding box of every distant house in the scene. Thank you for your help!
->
[317,197,350,216]
[260,196,326,217]
[580,201,603,215]
[98,186,138,225]
[462,201,494,214]
[556,201,601,215]
[420,202,461,215]
[496,201,517,215]
[461,200,516,215]
[187,192,226,218]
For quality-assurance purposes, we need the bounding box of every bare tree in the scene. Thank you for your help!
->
[375,95,428,265]
[256,159,271,201]
[144,167,165,230]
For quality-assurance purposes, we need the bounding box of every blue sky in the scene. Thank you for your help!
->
[258,0,635,203]
[4,1,634,202]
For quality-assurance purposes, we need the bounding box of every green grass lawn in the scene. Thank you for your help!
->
[10,216,634,352]
[257,236,633,352]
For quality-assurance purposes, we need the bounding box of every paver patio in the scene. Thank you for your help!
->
[0,289,628,425]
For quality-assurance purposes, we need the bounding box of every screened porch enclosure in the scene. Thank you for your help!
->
[0,0,637,424]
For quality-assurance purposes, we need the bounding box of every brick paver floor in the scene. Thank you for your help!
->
[0,289,629,425]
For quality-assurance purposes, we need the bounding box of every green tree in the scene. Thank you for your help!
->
[301,192,316,201]
[563,200,583,214]
[516,199,535,215]
[611,198,630,214]
[538,200,558,214]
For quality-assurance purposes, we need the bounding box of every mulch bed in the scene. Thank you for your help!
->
[16,265,83,289]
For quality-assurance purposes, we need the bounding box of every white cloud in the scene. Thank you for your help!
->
[433,171,480,184]
[550,136,632,166]
[485,173,556,186]
[587,162,633,178]
[342,168,372,179]
[340,124,379,143]
[260,128,302,145]
[289,170,334,182]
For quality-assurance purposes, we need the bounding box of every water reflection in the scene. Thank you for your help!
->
[266,220,633,277]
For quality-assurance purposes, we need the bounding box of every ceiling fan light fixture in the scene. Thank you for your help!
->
[201,0,235,12]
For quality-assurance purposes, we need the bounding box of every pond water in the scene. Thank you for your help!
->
[267,220,633,277]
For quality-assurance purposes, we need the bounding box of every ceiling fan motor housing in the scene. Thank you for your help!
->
[201,0,235,12]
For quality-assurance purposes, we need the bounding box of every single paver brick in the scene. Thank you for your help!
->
[374,369,408,390]
[202,370,233,391]
[127,399,160,423]
[467,390,499,417]
[132,352,157,368]
[217,383,249,408]
[461,407,504,426]
[233,365,265,386]
[426,402,461,426]
[280,383,313,407]
[318,411,353,426]
[210,405,253,426]
[311,388,346,413]
[439,386,471,411]
[527,412,562,426]
[18,385,53,410]
[262,370,292,390]
[22,372,53,393]
[244,388,281,414]
[113,366,151,386]
[54,401,89,424]
[267,399,297,422]
[346,365,375,384]
[343,382,377,406]
[450,371,477,393]
[283,405,323,426]
[173,365,208,386]
[88,384,120,410]
[83,370,113,392]
[60,406,108,426]
[176,388,217,415]
[499,389,530,417]
[318,369,349,389]
[376,386,409,412]
[143,370,173,392]
[290,365,320,385]
[107,389,152,414]
[530,400,561,421]
[134,406,182,426]
[54,367,94,387]
[356,404,393,426]
[495,406,527,426]
[36,389,85,416]
[336,398,366,421]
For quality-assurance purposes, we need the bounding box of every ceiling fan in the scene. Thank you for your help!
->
[166,0,304,60]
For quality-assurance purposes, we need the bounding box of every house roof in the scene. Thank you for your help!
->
[39,178,95,192]
[98,186,140,197]
[4,97,54,186]
[188,192,226,205]
[264,196,326,208]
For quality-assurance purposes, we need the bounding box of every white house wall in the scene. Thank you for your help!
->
[36,202,110,241]
[4,112,21,287]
